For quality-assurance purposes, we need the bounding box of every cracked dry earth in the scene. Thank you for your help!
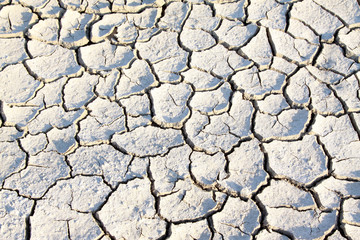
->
[1,0,360,240]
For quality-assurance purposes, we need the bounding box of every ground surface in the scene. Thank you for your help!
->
[0,0,360,239]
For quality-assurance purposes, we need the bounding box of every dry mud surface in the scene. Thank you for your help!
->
[1,0,360,239]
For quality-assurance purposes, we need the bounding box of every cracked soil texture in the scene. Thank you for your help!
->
[0,0,360,239]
